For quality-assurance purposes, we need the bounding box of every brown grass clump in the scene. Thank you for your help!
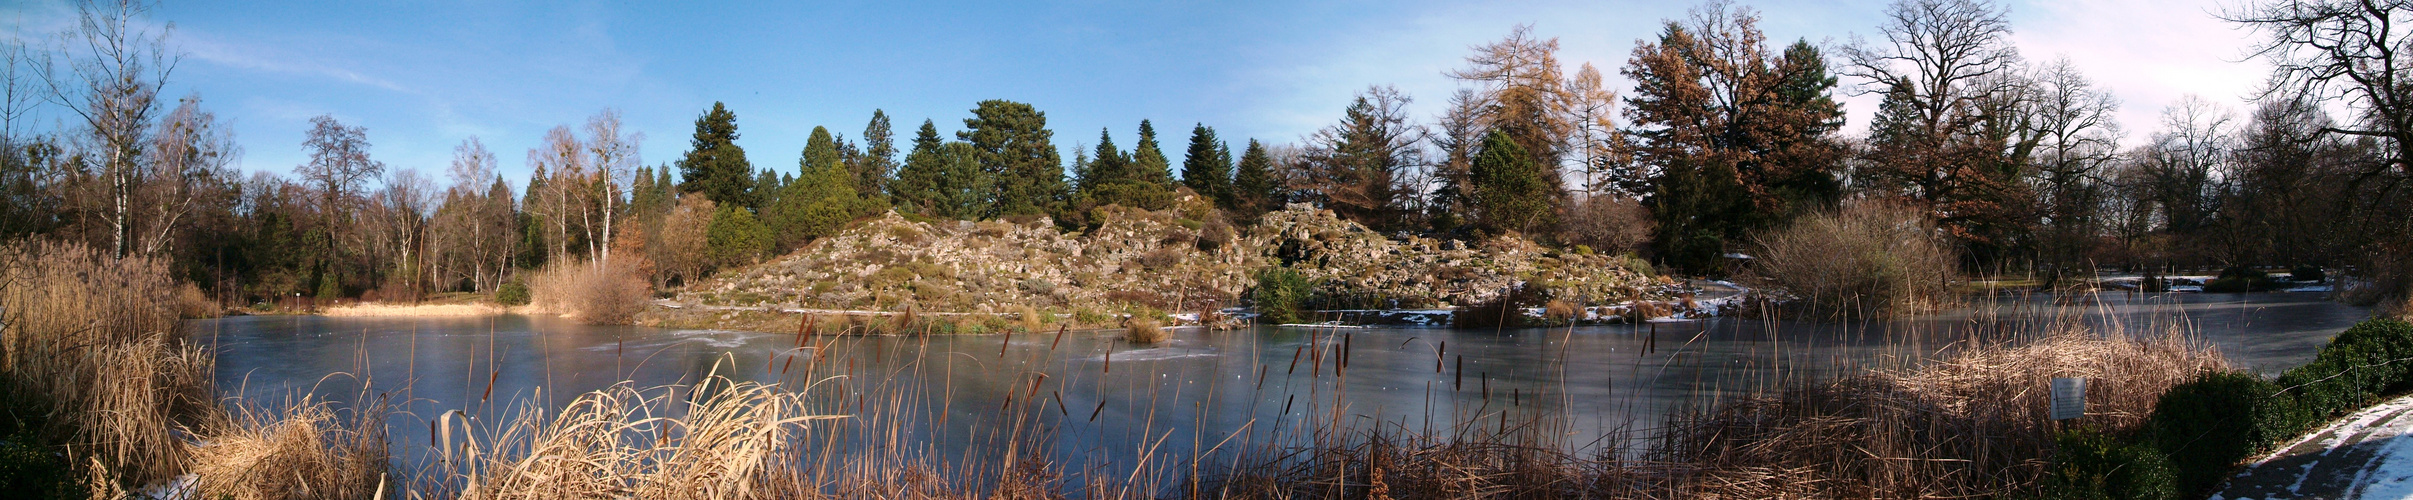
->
[443,377,839,499]
[0,241,215,486]
[1662,325,2226,498]
[1543,299,1579,322]
[1752,199,1957,320]
[191,396,390,500]
[1016,305,1045,332]
[1122,318,1168,344]
[530,257,654,325]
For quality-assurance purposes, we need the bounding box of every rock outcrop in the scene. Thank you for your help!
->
[676,197,1660,314]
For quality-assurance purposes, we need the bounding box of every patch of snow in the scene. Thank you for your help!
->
[2285,285,2334,293]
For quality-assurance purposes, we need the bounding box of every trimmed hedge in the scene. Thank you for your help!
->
[2145,371,2292,496]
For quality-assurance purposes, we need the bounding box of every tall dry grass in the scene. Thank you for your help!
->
[529,257,653,325]
[190,395,392,500]
[1660,325,2226,498]
[1752,199,1957,320]
[435,376,839,499]
[0,241,389,496]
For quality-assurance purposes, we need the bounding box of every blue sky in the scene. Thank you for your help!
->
[4,0,2268,190]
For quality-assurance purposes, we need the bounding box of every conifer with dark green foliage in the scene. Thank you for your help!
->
[1231,139,1280,219]
[1470,130,1555,235]
[706,203,772,268]
[894,120,990,219]
[676,102,755,208]
[1181,124,1234,208]
[1072,126,1172,215]
[857,110,897,200]
[766,126,863,249]
[959,100,1064,220]
[1132,119,1172,187]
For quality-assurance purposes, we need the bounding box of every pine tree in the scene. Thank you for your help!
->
[766,127,861,248]
[676,102,755,208]
[959,100,1064,220]
[1231,139,1279,220]
[1181,124,1234,208]
[1470,130,1554,235]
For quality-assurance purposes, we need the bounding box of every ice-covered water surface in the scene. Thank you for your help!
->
[190,292,2368,477]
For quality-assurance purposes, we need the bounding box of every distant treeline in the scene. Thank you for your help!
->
[2,0,2409,307]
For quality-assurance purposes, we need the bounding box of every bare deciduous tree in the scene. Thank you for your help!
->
[585,109,642,264]
[37,0,180,258]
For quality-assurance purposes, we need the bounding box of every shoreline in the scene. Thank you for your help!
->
[317,302,513,317]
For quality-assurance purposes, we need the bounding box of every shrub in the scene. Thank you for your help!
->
[2041,428,2177,500]
[494,280,532,306]
[2292,265,2326,283]
[1752,199,1956,320]
[2145,371,2292,496]
[1559,195,1652,255]
[1136,247,1184,269]
[1251,267,1317,325]
[705,204,773,270]
[2205,266,2284,293]
[2276,318,2413,421]
[529,258,653,325]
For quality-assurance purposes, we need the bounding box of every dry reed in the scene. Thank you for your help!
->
[529,257,653,325]
[1123,318,1168,344]
[1661,324,2226,498]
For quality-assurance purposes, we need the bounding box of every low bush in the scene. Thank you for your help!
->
[2205,266,2285,293]
[1251,267,1317,325]
[1558,195,1652,255]
[529,258,653,325]
[174,282,221,319]
[2041,428,2177,500]
[494,280,532,306]
[2293,265,2326,283]
[2144,371,2293,496]
[1751,199,1957,320]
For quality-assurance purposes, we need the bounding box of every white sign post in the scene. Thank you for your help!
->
[2050,377,2087,421]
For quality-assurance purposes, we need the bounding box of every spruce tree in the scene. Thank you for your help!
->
[1181,124,1234,208]
[895,120,991,219]
[1132,119,1172,187]
[959,100,1064,219]
[676,102,755,208]
[857,110,897,200]
[1232,139,1279,219]
[1469,130,1554,235]
[1073,126,1171,214]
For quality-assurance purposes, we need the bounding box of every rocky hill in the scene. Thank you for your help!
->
[669,194,1661,319]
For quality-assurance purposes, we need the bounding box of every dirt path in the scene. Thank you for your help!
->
[2217,394,2413,499]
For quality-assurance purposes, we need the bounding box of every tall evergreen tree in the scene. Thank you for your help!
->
[1072,126,1172,215]
[1232,139,1280,220]
[959,100,1065,220]
[894,120,990,219]
[1132,119,1172,187]
[857,110,897,200]
[676,102,755,208]
[766,126,863,248]
[1181,124,1234,208]
[1469,130,1554,235]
